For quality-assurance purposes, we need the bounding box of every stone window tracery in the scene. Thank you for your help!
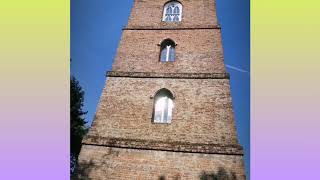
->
[163,1,182,22]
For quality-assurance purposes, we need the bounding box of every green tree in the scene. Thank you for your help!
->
[70,76,88,174]
[200,168,238,180]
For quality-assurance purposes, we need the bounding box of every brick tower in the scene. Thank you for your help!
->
[77,0,246,179]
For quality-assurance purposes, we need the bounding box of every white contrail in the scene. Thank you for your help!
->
[225,64,249,73]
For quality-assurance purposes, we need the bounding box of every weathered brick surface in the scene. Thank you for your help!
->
[77,0,246,179]
[112,29,225,73]
[88,77,239,146]
[127,0,218,29]
[76,145,246,180]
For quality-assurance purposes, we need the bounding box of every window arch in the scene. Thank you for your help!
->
[153,89,174,124]
[162,1,182,22]
[160,39,176,62]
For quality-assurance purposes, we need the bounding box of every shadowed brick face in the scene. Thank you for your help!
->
[77,0,246,179]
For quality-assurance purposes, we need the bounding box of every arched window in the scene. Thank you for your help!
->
[163,1,182,22]
[153,89,174,124]
[160,39,176,62]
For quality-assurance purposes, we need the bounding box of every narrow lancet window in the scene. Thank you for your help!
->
[160,39,176,62]
[153,89,174,124]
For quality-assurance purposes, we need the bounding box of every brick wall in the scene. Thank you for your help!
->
[76,0,246,179]
[88,77,239,146]
[76,145,246,180]
[127,0,218,29]
[112,29,225,74]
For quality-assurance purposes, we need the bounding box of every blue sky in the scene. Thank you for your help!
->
[71,0,250,177]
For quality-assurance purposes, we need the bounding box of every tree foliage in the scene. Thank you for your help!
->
[70,76,88,174]
[200,168,238,180]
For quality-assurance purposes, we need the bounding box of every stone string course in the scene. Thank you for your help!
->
[83,135,243,155]
[123,25,221,30]
[107,71,230,79]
